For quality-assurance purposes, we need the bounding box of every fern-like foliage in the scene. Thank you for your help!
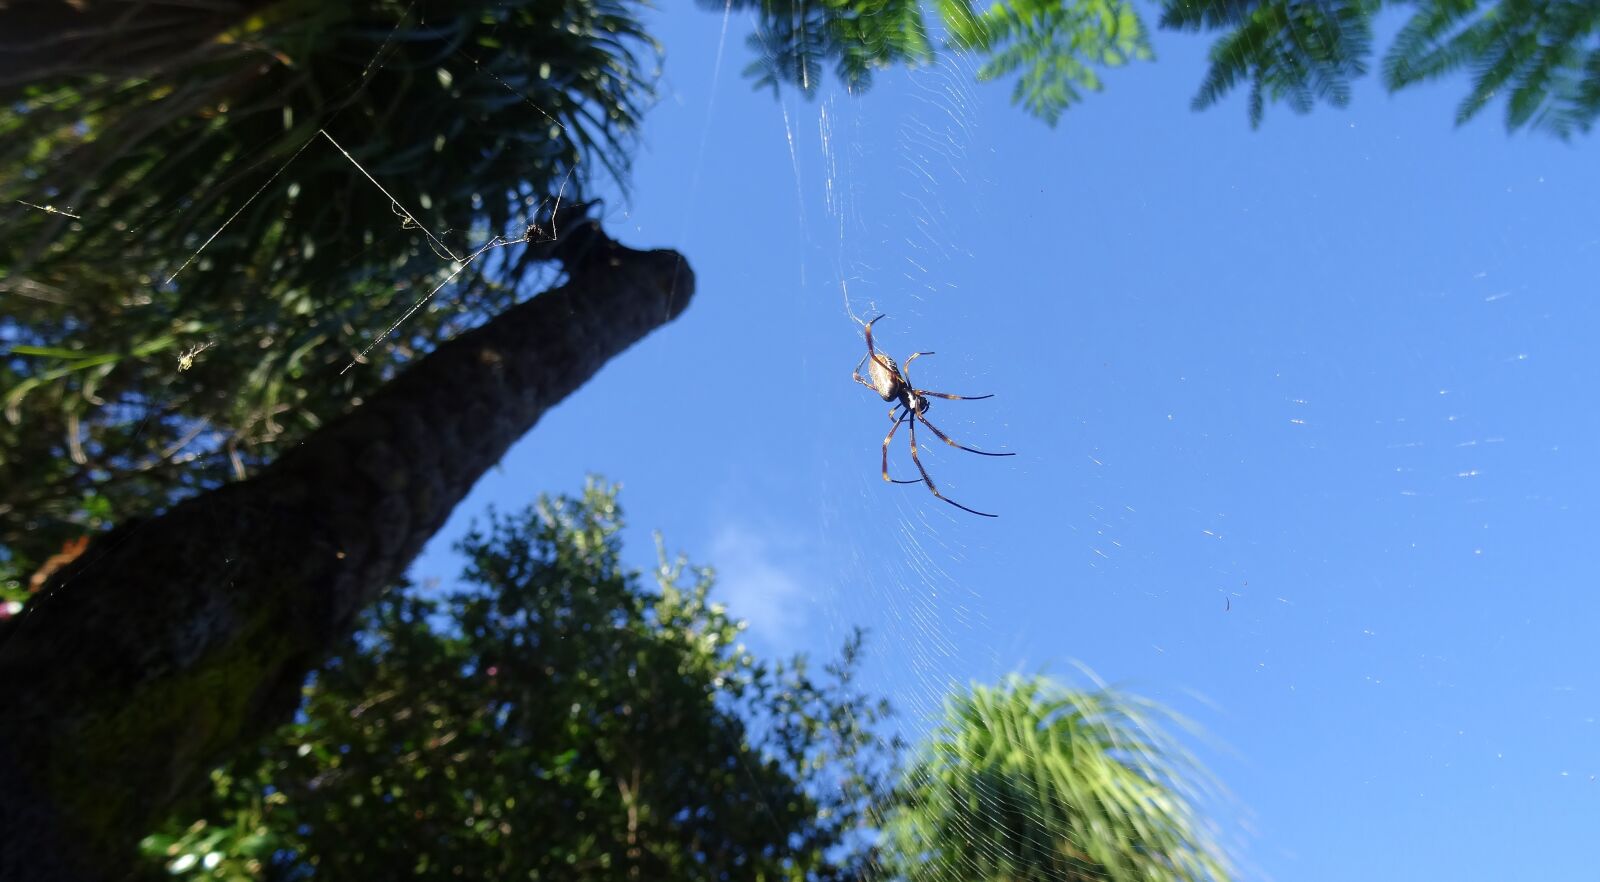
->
[703,0,934,96]
[1161,0,1378,126]
[713,0,1153,126]
[938,0,1154,126]
[1384,0,1600,137]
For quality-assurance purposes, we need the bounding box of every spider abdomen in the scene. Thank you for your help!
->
[867,357,902,401]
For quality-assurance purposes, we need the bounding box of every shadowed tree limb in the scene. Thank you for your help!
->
[0,216,694,882]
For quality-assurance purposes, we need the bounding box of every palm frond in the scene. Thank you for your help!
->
[881,674,1232,882]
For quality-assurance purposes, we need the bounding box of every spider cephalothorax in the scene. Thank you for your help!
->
[852,314,1014,517]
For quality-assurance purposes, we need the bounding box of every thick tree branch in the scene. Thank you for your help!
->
[0,219,694,881]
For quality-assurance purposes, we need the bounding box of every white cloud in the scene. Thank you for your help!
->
[708,523,811,650]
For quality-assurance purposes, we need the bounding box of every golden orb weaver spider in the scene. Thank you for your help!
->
[852,315,1014,517]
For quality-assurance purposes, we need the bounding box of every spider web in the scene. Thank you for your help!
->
[0,4,1232,880]
[643,7,1599,882]
[765,30,1223,882]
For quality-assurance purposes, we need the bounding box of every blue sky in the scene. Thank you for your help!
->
[411,6,1600,880]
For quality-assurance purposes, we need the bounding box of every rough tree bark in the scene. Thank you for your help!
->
[0,219,695,881]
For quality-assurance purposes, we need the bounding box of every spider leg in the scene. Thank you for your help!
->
[863,314,887,355]
[852,352,876,390]
[901,351,935,388]
[914,389,996,401]
[905,417,999,517]
[881,410,923,484]
[915,413,1016,457]
[855,315,889,390]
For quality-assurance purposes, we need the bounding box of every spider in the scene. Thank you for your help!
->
[852,314,1014,517]
[176,341,215,372]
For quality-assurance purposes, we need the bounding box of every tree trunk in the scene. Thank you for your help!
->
[0,219,694,881]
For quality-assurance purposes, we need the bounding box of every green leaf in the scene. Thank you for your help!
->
[1163,0,1377,126]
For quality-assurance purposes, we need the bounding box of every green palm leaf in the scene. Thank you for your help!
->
[881,673,1232,882]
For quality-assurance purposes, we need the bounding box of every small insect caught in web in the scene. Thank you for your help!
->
[176,342,215,372]
[852,315,1014,517]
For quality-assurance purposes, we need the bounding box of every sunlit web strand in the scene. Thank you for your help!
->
[13,199,80,219]
[162,6,416,286]
[676,0,734,247]
[319,128,460,263]
[339,235,516,376]
[336,160,575,375]
[457,51,568,136]
[163,135,317,285]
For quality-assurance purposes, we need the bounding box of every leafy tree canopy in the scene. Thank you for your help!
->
[139,480,896,881]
